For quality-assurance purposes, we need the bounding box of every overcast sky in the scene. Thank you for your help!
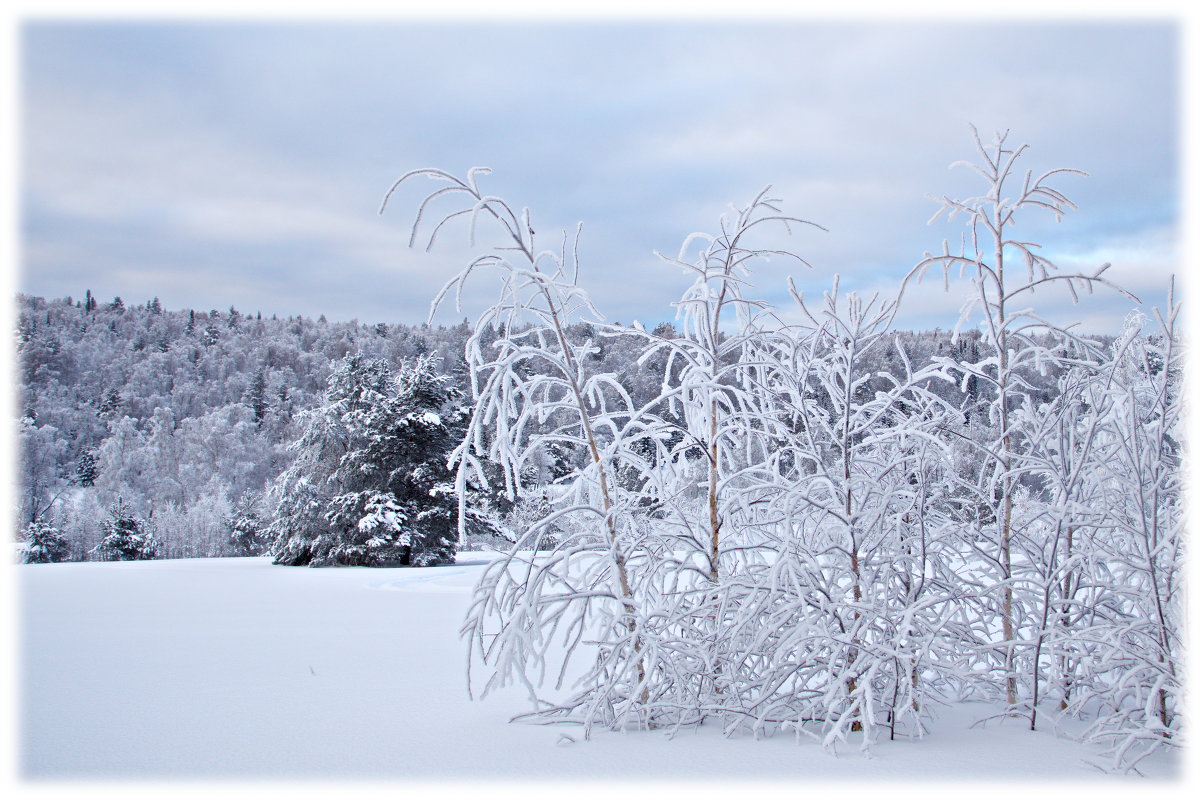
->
[18,17,1181,333]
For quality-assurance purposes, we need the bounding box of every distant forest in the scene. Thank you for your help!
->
[17,289,1052,561]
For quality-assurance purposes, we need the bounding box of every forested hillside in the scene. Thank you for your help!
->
[17,289,1016,563]
[13,292,716,559]
[16,292,471,559]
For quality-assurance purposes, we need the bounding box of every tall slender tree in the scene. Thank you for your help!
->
[910,127,1134,711]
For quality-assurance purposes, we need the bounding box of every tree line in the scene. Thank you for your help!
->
[16,288,1022,565]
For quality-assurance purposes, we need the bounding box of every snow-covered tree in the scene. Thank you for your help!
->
[268,353,473,567]
[1070,295,1183,770]
[617,188,825,724]
[715,281,968,746]
[18,415,69,526]
[20,520,71,564]
[75,450,98,487]
[390,168,846,734]
[226,491,266,556]
[388,166,665,725]
[909,127,1134,711]
[92,499,159,561]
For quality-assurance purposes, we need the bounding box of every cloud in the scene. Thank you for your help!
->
[20,20,1179,334]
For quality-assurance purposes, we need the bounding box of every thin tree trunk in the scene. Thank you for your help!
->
[1059,525,1075,711]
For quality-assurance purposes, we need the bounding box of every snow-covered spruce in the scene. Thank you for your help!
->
[266,352,493,567]
[226,491,266,556]
[20,520,71,564]
[91,499,159,561]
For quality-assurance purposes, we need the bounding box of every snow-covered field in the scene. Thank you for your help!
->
[17,555,1182,792]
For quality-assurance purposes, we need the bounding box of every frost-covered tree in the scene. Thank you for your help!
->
[151,485,233,559]
[1009,356,1108,730]
[638,188,822,584]
[387,168,831,732]
[618,188,824,720]
[387,166,665,725]
[716,281,968,746]
[910,127,1134,711]
[92,499,159,561]
[93,416,155,519]
[995,294,1183,771]
[1070,294,1183,770]
[390,136,1170,765]
[18,415,69,526]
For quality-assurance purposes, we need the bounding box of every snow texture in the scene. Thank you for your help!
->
[17,555,1180,782]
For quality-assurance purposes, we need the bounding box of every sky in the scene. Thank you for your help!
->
[14,10,1185,334]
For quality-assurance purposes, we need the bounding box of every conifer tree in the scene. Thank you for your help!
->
[75,450,97,487]
[21,520,71,564]
[246,367,269,425]
[268,353,479,567]
[227,491,266,555]
[92,499,159,561]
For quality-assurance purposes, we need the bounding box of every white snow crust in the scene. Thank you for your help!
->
[18,556,1182,785]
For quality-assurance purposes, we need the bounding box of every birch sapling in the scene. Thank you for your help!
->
[382,168,655,726]
[909,127,1135,711]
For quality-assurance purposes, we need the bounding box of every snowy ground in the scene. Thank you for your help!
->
[16,554,1184,795]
